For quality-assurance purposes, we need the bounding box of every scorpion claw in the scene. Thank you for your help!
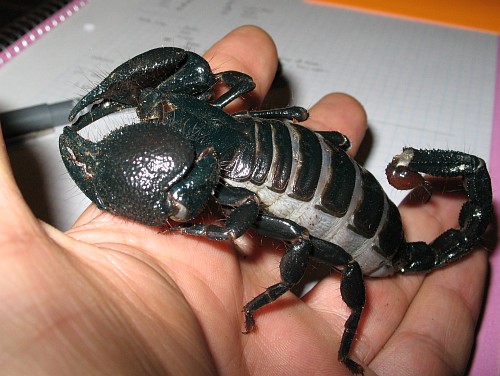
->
[69,47,191,122]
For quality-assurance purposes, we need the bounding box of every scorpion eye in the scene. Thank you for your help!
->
[95,122,196,225]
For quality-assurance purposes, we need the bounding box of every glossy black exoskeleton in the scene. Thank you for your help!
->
[59,47,493,375]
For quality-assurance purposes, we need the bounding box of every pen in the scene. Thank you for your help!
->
[0,99,78,139]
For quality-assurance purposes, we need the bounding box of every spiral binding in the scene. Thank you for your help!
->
[0,0,90,67]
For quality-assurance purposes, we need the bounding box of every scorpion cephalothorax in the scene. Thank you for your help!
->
[59,47,493,374]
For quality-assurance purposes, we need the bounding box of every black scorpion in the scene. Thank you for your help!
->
[59,47,493,374]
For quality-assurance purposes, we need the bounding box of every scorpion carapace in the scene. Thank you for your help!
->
[59,47,493,374]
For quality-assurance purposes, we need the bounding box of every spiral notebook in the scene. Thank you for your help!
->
[0,0,90,67]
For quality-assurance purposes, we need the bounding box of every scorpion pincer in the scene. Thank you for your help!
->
[59,47,493,374]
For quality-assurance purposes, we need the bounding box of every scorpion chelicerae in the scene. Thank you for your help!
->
[59,47,492,374]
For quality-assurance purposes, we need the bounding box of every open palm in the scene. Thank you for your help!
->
[0,26,486,376]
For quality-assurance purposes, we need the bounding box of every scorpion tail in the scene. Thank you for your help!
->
[388,148,493,273]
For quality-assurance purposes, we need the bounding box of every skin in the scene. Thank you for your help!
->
[0,26,487,375]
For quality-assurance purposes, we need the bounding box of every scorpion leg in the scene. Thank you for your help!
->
[310,237,365,374]
[248,216,365,374]
[233,106,309,122]
[233,107,352,151]
[388,148,493,273]
[243,214,311,332]
[317,130,352,151]
[211,71,256,109]
[171,185,260,241]
[157,50,216,99]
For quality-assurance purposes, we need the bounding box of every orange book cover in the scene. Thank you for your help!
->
[309,0,500,33]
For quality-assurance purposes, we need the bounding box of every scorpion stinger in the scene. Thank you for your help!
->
[60,47,493,375]
[387,148,493,273]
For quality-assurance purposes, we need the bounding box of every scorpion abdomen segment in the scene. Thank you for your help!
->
[376,200,404,259]
[268,121,293,192]
[319,148,356,217]
[250,119,273,185]
[350,169,385,238]
[223,119,403,276]
[288,124,322,201]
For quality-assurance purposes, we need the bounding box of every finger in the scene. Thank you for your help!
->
[305,93,367,156]
[0,126,39,230]
[203,25,278,111]
[376,206,487,375]
[370,249,487,375]
[368,184,487,373]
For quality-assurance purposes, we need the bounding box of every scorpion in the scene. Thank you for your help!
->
[59,47,492,374]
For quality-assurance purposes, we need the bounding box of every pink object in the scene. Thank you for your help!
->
[470,35,500,376]
[0,0,90,67]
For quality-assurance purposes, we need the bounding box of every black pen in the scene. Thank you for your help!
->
[0,99,78,139]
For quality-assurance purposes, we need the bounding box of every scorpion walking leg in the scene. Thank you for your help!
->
[211,71,256,109]
[388,148,493,273]
[233,106,353,152]
[172,185,260,240]
[233,107,352,151]
[316,130,352,151]
[234,106,309,122]
[248,216,365,374]
[243,214,312,332]
[310,236,365,375]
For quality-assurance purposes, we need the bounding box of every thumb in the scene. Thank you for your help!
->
[0,126,41,233]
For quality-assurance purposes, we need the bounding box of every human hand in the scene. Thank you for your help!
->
[0,26,486,375]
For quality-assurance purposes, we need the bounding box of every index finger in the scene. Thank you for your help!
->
[204,27,367,156]
[203,26,278,111]
[306,93,367,156]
